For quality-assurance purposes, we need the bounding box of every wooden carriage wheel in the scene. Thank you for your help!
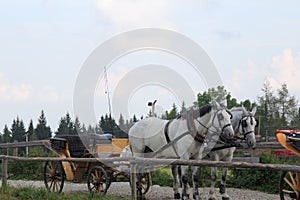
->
[87,166,111,195]
[279,171,300,200]
[43,161,65,193]
[129,172,152,195]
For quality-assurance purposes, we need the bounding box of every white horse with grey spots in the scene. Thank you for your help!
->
[128,102,234,200]
[207,106,258,200]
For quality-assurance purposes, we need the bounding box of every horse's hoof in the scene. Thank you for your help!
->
[222,197,230,200]
[219,184,226,194]
[174,193,181,199]
[193,194,199,200]
[181,194,190,200]
[137,193,146,200]
[208,196,216,200]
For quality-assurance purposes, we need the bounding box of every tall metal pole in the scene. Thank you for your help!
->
[104,65,112,117]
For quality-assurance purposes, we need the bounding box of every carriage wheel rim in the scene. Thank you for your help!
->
[87,166,110,195]
[44,161,64,193]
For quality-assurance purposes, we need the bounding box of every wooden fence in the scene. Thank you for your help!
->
[1,155,300,200]
[0,140,297,199]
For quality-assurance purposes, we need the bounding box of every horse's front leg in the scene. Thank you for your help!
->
[172,165,181,199]
[209,166,217,200]
[181,163,190,200]
[220,167,230,200]
[192,165,200,200]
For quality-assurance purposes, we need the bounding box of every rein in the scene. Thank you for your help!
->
[187,108,231,144]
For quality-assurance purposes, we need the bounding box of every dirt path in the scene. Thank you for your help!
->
[7,180,279,200]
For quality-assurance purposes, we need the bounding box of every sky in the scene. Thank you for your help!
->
[1,0,300,131]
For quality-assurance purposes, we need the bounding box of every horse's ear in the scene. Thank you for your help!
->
[212,101,220,109]
[251,106,257,116]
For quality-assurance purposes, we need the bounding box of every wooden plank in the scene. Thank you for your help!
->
[0,140,46,148]
[1,158,7,186]
[232,157,260,163]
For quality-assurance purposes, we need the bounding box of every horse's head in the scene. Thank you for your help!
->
[238,107,258,148]
[210,101,234,140]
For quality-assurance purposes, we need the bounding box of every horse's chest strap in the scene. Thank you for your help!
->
[164,120,172,143]
[163,120,180,157]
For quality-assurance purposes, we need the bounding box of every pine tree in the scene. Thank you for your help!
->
[74,116,82,134]
[34,110,52,140]
[119,114,125,129]
[81,124,87,134]
[11,117,26,142]
[276,83,298,123]
[27,120,35,141]
[132,115,138,123]
[166,103,178,120]
[2,124,12,143]
[56,117,68,136]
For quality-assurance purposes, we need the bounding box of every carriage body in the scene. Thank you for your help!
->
[43,134,149,195]
[276,130,300,200]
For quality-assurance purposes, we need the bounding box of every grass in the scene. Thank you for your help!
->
[0,186,130,200]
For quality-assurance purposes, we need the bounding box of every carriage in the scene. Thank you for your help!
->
[276,130,300,200]
[43,134,151,195]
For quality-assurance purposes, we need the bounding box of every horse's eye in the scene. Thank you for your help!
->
[217,113,224,121]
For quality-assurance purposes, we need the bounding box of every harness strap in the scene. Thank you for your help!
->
[163,120,180,158]
[186,110,205,143]
[164,120,172,143]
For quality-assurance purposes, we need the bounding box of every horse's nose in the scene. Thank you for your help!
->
[248,140,256,148]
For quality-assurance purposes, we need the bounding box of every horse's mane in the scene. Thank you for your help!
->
[178,104,212,120]
[199,104,212,117]
[230,106,248,116]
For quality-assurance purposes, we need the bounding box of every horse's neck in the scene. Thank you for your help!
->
[231,110,245,133]
[167,118,188,136]
[194,111,213,134]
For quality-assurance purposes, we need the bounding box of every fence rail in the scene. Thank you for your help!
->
[0,140,293,200]
[1,155,300,199]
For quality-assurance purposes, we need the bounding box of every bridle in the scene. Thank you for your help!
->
[236,115,257,141]
[211,108,233,135]
[191,108,233,142]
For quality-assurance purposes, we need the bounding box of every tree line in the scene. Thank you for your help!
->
[1,81,299,145]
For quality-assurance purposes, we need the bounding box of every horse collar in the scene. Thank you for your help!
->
[186,110,205,143]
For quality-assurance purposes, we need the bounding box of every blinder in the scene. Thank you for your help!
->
[255,118,259,127]
[241,119,247,128]
[226,110,233,119]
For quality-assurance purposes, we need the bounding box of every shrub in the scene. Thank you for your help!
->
[227,152,299,194]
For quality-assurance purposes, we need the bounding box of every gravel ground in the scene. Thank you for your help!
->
[6,180,279,200]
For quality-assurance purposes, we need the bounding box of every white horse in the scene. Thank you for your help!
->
[207,106,258,200]
[128,102,235,200]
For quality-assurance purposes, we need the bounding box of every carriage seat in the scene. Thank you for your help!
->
[50,135,88,158]
[287,132,300,152]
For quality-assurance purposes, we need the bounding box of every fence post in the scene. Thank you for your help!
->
[2,157,8,186]
[130,159,137,200]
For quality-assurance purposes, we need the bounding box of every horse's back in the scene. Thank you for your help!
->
[128,117,167,154]
[128,117,166,138]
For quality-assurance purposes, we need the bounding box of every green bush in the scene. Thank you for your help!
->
[1,147,52,180]
[151,167,173,187]
[227,152,299,194]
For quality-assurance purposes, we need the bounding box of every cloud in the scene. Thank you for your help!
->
[36,86,59,102]
[0,73,59,103]
[0,74,32,102]
[214,30,242,40]
[267,49,300,92]
[96,0,175,29]
[228,49,300,101]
